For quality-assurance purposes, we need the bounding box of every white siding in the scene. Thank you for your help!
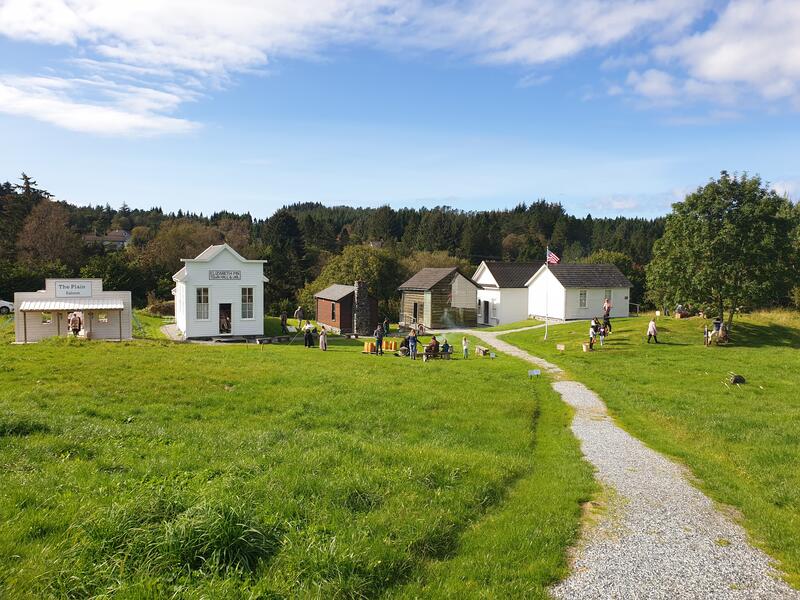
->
[527,269,567,320]
[14,279,132,343]
[477,288,528,325]
[564,287,630,320]
[175,247,265,338]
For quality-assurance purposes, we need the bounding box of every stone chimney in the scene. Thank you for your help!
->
[353,280,372,336]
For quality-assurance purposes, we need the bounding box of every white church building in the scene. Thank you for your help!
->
[173,244,268,339]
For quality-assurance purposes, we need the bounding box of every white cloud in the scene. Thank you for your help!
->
[626,69,677,99]
[648,0,800,105]
[771,179,800,200]
[517,73,551,88]
[0,75,198,136]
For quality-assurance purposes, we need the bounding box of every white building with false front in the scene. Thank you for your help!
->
[525,263,632,321]
[14,279,132,343]
[472,261,543,326]
[172,244,268,339]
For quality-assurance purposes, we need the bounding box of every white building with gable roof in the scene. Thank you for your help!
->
[172,244,268,339]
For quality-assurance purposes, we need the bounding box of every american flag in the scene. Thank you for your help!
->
[546,248,560,264]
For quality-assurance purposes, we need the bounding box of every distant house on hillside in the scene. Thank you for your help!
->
[473,261,543,326]
[314,281,378,335]
[172,244,268,339]
[82,229,131,250]
[525,263,631,321]
[398,267,479,330]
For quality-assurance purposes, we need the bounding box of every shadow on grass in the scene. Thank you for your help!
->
[729,322,800,348]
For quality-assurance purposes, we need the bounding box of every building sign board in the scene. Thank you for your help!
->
[55,280,92,297]
[209,270,242,281]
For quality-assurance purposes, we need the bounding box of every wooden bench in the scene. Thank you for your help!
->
[423,348,453,361]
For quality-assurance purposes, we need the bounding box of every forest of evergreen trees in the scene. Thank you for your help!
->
[1,173,665,316]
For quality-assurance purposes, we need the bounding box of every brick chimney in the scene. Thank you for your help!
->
[353,280,372,335]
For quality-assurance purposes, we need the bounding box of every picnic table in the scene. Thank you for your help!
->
[423,348,453,361]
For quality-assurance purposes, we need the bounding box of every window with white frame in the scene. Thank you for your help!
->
[41,312,52,324]
[579,289,588,308]
[331,302,336,321]
[196,287,209,320]
[604,289,612,302]
[492,301,497,317]
[98,312,109,323]
[241,287,254,319]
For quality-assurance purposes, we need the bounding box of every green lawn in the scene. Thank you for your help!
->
[500,311,800,588]
[0,328,593,597]
[479,319,544,332]
[133,310,168,340]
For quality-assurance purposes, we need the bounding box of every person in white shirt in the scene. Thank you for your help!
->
[462,336,469,359]
[647,319,659,344]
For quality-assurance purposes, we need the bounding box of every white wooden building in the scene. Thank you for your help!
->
[525,264,631,321]
[14,279,132,343]
[472,261,542,326]
[172,244,268,339]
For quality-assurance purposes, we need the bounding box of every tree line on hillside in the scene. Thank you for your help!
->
[1,171,796,323]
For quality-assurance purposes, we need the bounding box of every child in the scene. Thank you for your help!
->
[647,318,659,344]
[598,324,606,346]
[462,336,469,359]
[409,328,418,360]
[588,321,596,350]
[319,326,328,351]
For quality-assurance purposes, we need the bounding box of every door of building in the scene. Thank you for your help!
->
[483,300,489,324]
[219,303,232,334]
[412,302,418,323]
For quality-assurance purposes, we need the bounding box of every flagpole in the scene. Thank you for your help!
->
[544,246,549,341]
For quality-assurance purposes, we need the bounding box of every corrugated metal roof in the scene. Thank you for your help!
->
[19,299,125,311]
[479,261,544,288]
[314,284,356,302]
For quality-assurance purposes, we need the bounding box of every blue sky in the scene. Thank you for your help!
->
[1,1,799,219]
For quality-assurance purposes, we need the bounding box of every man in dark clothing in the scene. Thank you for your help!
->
[374,324,384,355]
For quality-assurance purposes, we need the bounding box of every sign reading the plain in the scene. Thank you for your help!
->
[208,270,242,281]
[55,281,92,297]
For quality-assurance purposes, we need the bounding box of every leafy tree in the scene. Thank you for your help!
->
[646,172,796,328]
[141,220,223,274]
[398,250,473,280]
[16,201,83,268]
[0,259,70,300]
[262,209,306,313]
[298,245,401,319]
[80,252,149,307]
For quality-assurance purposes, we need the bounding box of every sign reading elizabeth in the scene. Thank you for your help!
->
[209,270,242,281]
[55,281,92,298]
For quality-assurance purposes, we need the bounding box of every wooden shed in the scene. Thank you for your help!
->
[398,267,479,330]
[314,282,378,334]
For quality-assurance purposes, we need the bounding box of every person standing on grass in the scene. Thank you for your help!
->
[303,320,315,348]
[598,323,606,346]
[383,317,390,336]
[280,311,289,335]
[294,306,304,329]
[462,336,469,359]
[647,318,659,344]
[319,326,328,351]
[409,328,418,360]
[374,323,384,355]
[602,298,613,334]
[588,320,597,350]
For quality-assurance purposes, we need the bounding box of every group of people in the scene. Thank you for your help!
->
[299,319,328,351]
[395,329,469,360]
[587,298,614,350]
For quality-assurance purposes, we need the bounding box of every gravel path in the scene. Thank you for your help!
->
[464,326,800,599]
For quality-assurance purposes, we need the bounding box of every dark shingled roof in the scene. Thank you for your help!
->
[479,261,544,288]
[398,267,459,291]
[544,264,632,288]
[314,284,355,302]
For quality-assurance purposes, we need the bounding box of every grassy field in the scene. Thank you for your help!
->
[0,327,593,598]
[500,311,800,587]
[479,319,544,332]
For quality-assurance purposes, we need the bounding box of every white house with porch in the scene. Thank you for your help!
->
[14,279,132,343]
[172,244,268,339]
[525,263,632,321]
[472,261,543,326]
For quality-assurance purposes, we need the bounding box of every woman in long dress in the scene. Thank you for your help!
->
[319,326,328,351]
